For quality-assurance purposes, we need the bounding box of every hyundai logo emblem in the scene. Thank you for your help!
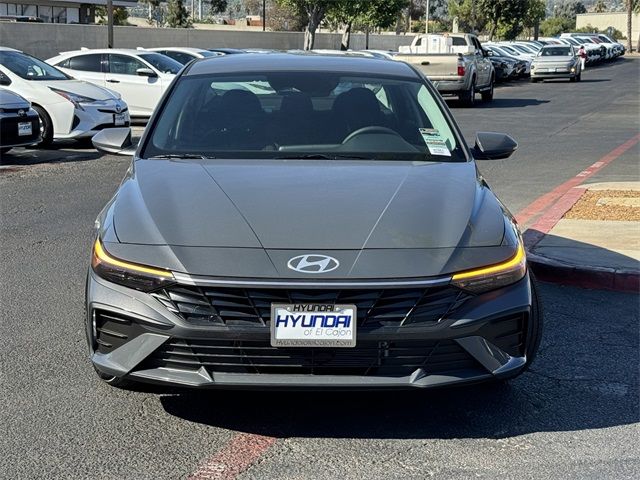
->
[287,254,339,274]
[17,109,26,117]
[115,104,122,114]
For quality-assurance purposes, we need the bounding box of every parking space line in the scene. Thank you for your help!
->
[187,433,277,480]
[515,132,640,226]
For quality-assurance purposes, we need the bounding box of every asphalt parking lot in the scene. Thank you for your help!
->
[0,58,638,479]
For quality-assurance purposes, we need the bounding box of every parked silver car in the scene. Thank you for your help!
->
[531,45,581,83]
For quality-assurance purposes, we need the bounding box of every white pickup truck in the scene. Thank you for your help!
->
[396,33,495,107]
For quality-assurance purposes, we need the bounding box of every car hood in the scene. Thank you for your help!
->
[105,159,511,278]
[0,87,30,107]
[45,80,119,100]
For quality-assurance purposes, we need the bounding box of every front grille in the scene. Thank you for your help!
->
[93,309,146,354]
[151,285,470,328]
[143,338,483,377]
[97,107,129,114]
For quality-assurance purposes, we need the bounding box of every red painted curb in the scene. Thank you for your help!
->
[515,132,640,226]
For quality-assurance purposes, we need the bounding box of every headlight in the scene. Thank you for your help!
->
[450,243,526,293]
[50,87,96,110]
[92,238,174,292]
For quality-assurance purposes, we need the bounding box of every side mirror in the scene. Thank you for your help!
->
[472,132,518,160]
[0,72,11,86]
[92,128,136,156]
[136,67,157,78]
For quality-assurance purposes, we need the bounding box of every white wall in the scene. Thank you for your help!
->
[0,23,414,60]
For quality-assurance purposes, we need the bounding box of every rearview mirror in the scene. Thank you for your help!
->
[92,128,136,156]
[136,67,157,78]
[472,132,518,160]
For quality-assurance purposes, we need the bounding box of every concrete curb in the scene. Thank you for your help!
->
[522,183,639,293]
[527,251,639,293]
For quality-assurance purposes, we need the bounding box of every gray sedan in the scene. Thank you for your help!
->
[531,45,582,82]
[87,53,542,390]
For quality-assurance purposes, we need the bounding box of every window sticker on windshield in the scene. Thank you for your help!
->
[419,128,451,156]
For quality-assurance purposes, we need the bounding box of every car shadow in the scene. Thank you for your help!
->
[157,263,638,439]
[448,98,550,108]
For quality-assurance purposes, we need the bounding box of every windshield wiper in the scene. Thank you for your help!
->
[151,154,213,159]
[275,154,375,160]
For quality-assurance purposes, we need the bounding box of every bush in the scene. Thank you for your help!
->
[540,16,574,37]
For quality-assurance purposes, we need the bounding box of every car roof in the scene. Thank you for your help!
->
[145,47,207,53]
[186,52,419,78]
[0,46,21,52]
[58,48,150,56]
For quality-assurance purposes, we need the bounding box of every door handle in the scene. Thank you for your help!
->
[106,79,120,83]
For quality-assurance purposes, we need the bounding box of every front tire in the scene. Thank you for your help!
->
[32,105,53,148]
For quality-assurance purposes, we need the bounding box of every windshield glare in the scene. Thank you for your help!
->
[0,51,69,80]
[138,53,182,74]
[143,72,465,162]
[540,47,572,56]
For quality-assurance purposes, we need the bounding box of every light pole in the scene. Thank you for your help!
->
[107,0,113,48]
[262,0,266,32]
[425,0,430,34]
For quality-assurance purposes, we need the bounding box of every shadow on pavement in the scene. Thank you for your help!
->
[451,98,550,108]
[0,142,102,167]
[158,284,639,440]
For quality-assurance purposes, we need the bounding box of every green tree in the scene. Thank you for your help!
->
[210,0,228,14]
[277,0,332,50]
[593,0,607,12]
[523,0,546,40]
[268,1,307,31]
[479,0,528,41]
[448,0,486,33]
[166,0,192,28]
[625,0,640,52]
[539,16,573,36]
[326,0,408,50]
[554,1,586,21]
[95,6,129,26]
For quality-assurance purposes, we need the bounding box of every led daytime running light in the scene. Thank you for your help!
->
[93,239,172,278]
[451,243,525,281]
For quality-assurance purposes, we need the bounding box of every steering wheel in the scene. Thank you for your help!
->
[342,126,402,144]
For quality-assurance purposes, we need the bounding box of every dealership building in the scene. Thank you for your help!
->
[0,0,135,23]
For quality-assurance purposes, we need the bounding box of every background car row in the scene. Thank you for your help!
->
[0,33,626,155]
[0,46,129,148]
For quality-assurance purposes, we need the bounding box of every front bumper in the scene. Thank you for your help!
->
[86,271,535,389]
[55,102,130,140]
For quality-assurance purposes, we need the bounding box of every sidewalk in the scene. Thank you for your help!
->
[524,182,640,292]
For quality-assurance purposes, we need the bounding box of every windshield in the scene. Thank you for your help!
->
[0,50,70,80]
[500,46,520,56]
[143,71,466,162]
[138,53,182,74]
[540,46,572,56]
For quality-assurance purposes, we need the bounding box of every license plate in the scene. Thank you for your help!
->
[114,113,126,126]
[271,304,357,348]
[18,122,32,137]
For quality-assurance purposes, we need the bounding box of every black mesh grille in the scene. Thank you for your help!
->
[151,285,470,328]
[143,338,482,377]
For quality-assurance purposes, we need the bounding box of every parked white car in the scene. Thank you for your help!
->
[138,47,221,65]
[0,47,129,146]
[46,48,183,117]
